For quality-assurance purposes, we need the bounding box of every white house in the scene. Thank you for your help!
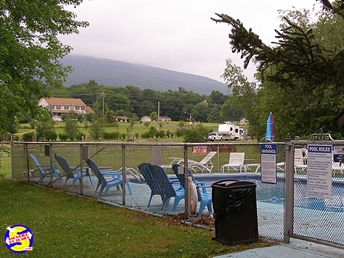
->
[140,116,151,122]
[38,97,93,121]
[158,116,171,122]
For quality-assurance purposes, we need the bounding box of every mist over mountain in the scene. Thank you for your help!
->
[61,55,229,95]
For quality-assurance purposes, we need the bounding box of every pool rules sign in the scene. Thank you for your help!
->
[307,145,332,199]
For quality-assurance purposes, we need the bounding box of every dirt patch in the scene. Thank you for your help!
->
[165,213,215,226]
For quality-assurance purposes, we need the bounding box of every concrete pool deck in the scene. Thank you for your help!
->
[214,238,344,258]
[93,177,344,258]
[40,172,344,257]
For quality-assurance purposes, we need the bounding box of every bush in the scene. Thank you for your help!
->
[166,130,173,138]
[182,124,209,143]
[141,132,151,139]
[155,130,165,138]
[77,132,86,141]
[59,133,68,141]
[23,132,34,141]
[46,131,57,141]
[175,128,185,137]
[103,132,112,140]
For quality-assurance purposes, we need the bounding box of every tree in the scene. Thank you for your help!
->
[143,121,151,128]
[139,100,156,117]
[32,108,56,141]
[64,111,80,141]
[220,97,244,122]
[191,102,210,122]
[150,112,158,121]
[212,1,344,139]
[0,1,88,136]
[88,102,105,140]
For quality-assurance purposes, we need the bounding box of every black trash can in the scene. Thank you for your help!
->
[211,179,258,245]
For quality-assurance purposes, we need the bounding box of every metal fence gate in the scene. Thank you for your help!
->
[284,134,344,248]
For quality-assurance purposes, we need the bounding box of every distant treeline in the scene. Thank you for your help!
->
[42,80,243,123]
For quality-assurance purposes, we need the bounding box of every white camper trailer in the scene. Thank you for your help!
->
[218,123,244,140]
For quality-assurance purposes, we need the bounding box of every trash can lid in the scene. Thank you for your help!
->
[211,179,256,188]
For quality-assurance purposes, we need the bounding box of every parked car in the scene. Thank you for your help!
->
[207,132,222,141]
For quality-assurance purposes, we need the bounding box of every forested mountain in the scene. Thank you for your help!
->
[61,55,229,95]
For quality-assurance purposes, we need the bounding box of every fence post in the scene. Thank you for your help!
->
[24,143,29,182]
[284,134,294,243]
[184,145,190,218]
[48,143,53,187]
[79,144,84,195]
[122,144,126,205]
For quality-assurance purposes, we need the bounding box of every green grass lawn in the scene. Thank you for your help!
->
[0,151,274,257]
[0,180,272,257]
[17,121,223,142]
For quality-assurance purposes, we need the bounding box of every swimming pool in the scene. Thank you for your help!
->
[193,174,344,213]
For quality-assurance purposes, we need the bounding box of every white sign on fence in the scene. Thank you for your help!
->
[260,143,277,184]
[307,145,332,199]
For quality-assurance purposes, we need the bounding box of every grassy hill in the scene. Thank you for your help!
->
[61,55,229,95]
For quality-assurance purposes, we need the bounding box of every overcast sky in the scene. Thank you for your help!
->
[60,0,320,83]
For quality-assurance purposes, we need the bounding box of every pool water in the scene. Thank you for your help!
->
[194,174,344,213]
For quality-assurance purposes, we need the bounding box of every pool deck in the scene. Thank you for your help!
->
[214,238,344,258]
[40,172,344,257]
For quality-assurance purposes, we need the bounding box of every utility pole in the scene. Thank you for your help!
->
[102,92,105,118]
[157,101,160,122]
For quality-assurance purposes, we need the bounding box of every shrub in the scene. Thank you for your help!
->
[166,130,173,138]
[77,132,86,141]
[155,130,165,138]
[46,131,57,141]
[23,133,34,141]
[182,124,208,143]
[175,128,185,137]
[59,133,68,141]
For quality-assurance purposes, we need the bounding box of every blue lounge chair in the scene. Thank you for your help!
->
[55,155,92,187]
[86,159,132,196]
[29,154,60,182]
[172,164,213,217]
[138,163,184,210]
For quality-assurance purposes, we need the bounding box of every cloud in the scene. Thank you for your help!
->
[59,0,318,82]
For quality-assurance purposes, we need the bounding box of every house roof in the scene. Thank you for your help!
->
[42,98,86,106]
[159,116,171,119]
[86,106,94,113]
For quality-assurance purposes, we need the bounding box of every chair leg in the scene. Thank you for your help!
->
[125,180,132,195]
[207,203,212,212]
[83,174,93,186]
[198,202,207,218]
[103,185,111,196]
[172,195,183,211]
[71,177,79,187]
[162,197,171,209]
[99,183,106,195]
[147,194,154,207]
[95,180,102,192]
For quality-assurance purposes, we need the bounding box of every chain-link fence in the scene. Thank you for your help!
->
[288,139,344,248]
[12,141,288,242]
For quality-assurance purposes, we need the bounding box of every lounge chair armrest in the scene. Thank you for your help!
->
[168,157,184,164]
[197,185,211,189]
[100,170,121,178]
[196,184,211,193]
[38,164,51,168]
